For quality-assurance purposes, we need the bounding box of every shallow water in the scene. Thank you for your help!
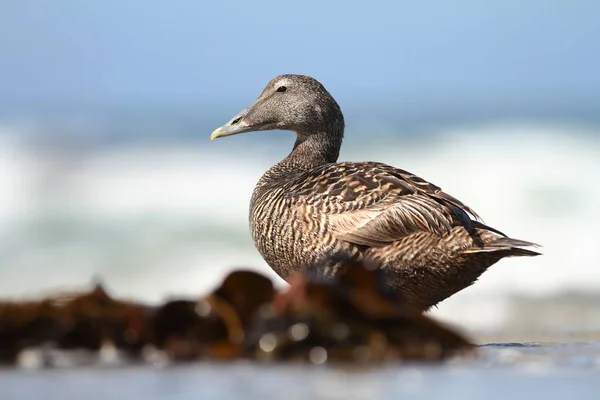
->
[1,340,599,400]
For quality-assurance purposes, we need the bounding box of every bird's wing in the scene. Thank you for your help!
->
[287,162,479,247]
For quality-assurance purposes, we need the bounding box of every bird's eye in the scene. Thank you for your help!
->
[276,86,287,93]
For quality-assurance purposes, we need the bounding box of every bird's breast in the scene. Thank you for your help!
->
[249,187,338,276]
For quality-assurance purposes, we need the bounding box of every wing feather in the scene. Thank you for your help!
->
[287,161,477,248]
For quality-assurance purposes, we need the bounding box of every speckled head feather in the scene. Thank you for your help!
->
[211,74,344,141]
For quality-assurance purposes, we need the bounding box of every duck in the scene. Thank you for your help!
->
[210,74,541,311]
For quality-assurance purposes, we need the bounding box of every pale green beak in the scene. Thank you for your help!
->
[210,107,253,140]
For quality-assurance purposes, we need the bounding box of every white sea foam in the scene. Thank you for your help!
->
[0,121,598,329]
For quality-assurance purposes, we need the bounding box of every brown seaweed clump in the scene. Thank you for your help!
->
[148,270,276,362]
[0,283,150,365]
[0,260,474,368]
[245,261,474,364]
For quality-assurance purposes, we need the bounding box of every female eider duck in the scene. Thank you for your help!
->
[210,74,541,311]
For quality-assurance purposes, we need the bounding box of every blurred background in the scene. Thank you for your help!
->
[1,0,598,336]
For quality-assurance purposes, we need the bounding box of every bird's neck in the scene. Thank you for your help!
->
[289,131,342,169]
[257,131,343,188]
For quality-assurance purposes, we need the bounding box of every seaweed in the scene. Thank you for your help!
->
[0,260,474,368]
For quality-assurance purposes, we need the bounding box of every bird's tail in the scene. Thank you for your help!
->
[463,236,542,257]
[463,220,542,257]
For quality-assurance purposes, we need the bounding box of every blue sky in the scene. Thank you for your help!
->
[1,1,599,123]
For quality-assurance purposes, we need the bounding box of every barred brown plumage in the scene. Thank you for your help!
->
[210,74,541,311]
